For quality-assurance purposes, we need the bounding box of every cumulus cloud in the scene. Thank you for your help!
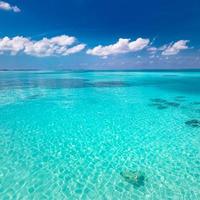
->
[0,35,86,57]
[87,37,150,58]
[161,40,189,56]
[0,36,29,55]
[147,40,189,56]
[0,1,21,12]
[62,44,86,56]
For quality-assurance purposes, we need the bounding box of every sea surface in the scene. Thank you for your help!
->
[0,71,200,200]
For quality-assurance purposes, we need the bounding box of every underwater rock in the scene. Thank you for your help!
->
[149,103,163,107]
[165,102,180,107]
[120,170,145,187]
[193,102,200,105]
[175,96,185,99]
[149,102,168,110]
[195,109,200,113]
[174,96,186,102]
[157,105,168,110]
[149,103,168,110]
[185,119,200,128]
[27,94,41,99]
[149,98,181,110]
[150,98,167,103]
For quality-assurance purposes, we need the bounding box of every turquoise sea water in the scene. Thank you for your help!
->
[0,71,200,200]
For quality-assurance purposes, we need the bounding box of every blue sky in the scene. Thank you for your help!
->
[0,0,200,70]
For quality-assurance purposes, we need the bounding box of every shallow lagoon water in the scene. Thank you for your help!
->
[0,71,200,199]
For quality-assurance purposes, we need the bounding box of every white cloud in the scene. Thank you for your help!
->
[0,1,21,12]
[0,36,29,55]
[62,44,86,56]
[0,35,86,57]
[147,40,189,56]
[87,37,150,58]
[49,35,75,46]
[162,40,189,56]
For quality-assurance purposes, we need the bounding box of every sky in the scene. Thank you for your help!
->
[0,0,200,70]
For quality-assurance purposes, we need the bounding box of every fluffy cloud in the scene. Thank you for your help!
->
[147,40,189,56]
[0,35,86,57]
[62,44,86,56]
[87,38,150,58]
[161,40,189,56]
[0,36,29,55]
[0,1,20,12]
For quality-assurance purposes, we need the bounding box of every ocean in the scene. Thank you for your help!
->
[0,71,200,199]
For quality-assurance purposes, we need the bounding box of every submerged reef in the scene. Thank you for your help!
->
[173,96,187,103]
[157,105,168,110]
[120,170,145,187]
[27,94,41,100]
[193,102,200,105]
[185,119,200,128]
[165,102,180,107]
[175,96,185,98]
[149,98,180,110]
[150,98,167,103]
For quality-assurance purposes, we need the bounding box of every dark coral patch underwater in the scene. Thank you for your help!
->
[120,170,145,187]
[27,94,42,100]
[165,102,180,107]
[185,119,200,128]
[193,102,200,105]
[174,96,186,102]
[150,98,167,103]
[149,98,180,110]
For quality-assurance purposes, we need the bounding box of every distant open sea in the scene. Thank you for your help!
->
[0,71,200,199]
